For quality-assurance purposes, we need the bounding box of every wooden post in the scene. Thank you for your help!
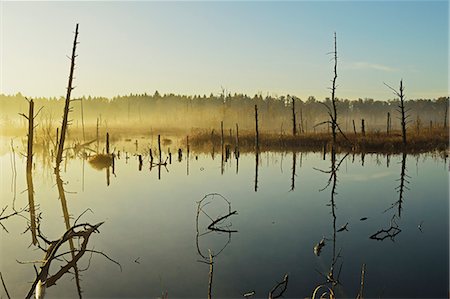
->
[138,155,143,171]
[220,121,224,154]
[292,97,297,136]
[96,117,99,153]
[361,119,365,137]
[158,134,162,163]
[255,105,259,151]
[106,132,110,155]
[26,99,34,173]
[235,123,239,157]
[56,23,79,168]
[177,148,182,162]
[168,148,172,164]
[352,119,356,135]
[387,112,391,135]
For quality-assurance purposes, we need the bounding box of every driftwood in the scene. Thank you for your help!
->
[24,221,120,299]
[268,274,289,299]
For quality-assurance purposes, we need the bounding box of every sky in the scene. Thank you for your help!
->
[0,1,448,101]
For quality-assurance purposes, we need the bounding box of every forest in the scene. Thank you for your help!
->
[0,92,448,138]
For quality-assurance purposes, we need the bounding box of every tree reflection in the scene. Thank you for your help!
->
[371,153,409,241]
[195,193,238,298]
[315,146,348,290]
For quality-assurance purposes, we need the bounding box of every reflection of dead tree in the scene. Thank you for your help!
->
[370,215,401,241]
[24,221,120,299]
[372,153,408,242]
[19,98,42,244]
[0,271,11,299]
[55,169,83,297]
[195,193,237,259]
[207,250,214,299]
[290,152,297,191]
[386,153,409,217]
[314,146,348,288]
[268,274,289,299]
[255,151,259,192]
[196,194,237,298]
[0,205,28,233]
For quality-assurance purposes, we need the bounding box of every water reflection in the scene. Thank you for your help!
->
[195,193,237,298]
[370,153,409,241]
[1,139,448,298]
[315,146,349,291]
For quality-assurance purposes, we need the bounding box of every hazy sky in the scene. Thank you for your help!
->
[1,1,448,100]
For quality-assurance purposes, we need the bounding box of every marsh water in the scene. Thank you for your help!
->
[0,137,448,298]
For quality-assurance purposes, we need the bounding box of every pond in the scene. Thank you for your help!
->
[0,139,448,298]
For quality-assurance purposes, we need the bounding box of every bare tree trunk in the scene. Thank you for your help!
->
[255,105,259,151]
[235,123,239,157]
[330,32,338,144]
[352,119,356,136]
[387,112,391,135]
[398,80,407,146]
[158,134,162,163]
[26,100,34,174]
[444,97,448,129]
[292,97,297,136]
[106,132,110,154]
[56,24,79,168]
[361,119,365,137]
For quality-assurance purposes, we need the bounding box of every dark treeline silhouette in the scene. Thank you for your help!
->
[1,92,448,136]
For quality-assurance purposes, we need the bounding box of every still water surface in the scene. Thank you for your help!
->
[0,143,448,298]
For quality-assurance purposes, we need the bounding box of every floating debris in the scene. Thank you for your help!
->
[314,238,326,256]
[360,217,368,221]
[243,291,255,297]
[418,221,424,233]
[337,222,349,232]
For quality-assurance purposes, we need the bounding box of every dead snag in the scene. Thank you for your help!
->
[292,97,297,136]
[255,105,259,151]
[268,274,289,299]
[385,80,409,146]
[56,23,80,168]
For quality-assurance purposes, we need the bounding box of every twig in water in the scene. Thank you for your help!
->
[0,271,12,299]
[268,274,288,299]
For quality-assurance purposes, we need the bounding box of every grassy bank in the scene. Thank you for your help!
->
[188,128,449,154]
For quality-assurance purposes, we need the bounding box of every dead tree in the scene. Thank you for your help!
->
[19,99,42,174]
[387,112,391,135]
[385,80,409,146]
[19,99,42,245]
[292,97,297,136]
[361,119,365,137]
[315,33,349,145]
[56,23,80,168]
[255,105,259,151]
[444,97,449,129]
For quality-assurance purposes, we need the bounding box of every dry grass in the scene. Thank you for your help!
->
[188,128,448,154]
